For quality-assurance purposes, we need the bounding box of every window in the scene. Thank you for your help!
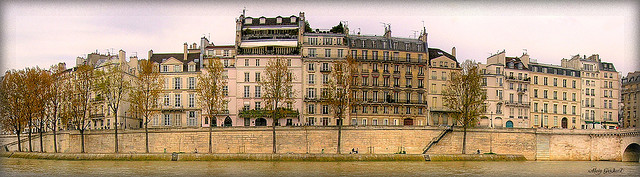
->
[255,72,261,82]
[308,63,315,71]
[188,111,197,126]
[255,86,261,98]
[325,49,332,58]
[543,90,548,98]
[164,95,170,106]
[572,80,576,88]
[544,77,548,85]
[173,65,181,72]
[309,48,317,57]
[337,49,344,58]
[322,105,329,114]
[255,102,261,110]
[188,94,195,107]
[174,94,181,107]
[174,77,181,89]
[553,78,557,86]
[174,114,181,126]
[307,88,316,98]
[244,72,250,82]
[188,77,195,89]
[322,74,329,84]
[188,64,195,72]
[164,114,171,126]
[162,65,168,72]
[223,86,228,96]
[245,59,249,66]
[308,74,315,84]
[534,89,538,98]
[308,104,315,114]
[534,76,538,84]
[256,59,260,66]
[244,86,250,98]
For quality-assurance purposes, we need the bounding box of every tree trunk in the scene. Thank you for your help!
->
[80,129,85,153]
[272,110,277,154]
[209,116,212,153]
[114,109,119,153]
[53,123,58,153]
[39,123,43,152]
[145,121,149,153]
[337,117,342,154]
[16,124,22,152]
[28,118,32,152]
[462,127,467,154]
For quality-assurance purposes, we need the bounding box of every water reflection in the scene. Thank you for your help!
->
[1,157,638,177]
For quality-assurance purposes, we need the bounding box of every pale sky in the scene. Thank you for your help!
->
[2,1,638,76]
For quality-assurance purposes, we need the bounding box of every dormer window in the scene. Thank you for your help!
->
[259,17,266,24]
[245,18,252,24]
[290,16,297,23]
[188,64,196,72]
[173,65,181,72]
[276,17,282,24]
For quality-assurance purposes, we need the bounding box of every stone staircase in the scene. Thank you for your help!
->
[422,126,453,154]
[536,135,550,160]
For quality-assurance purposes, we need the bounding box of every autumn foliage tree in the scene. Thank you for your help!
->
[129,60,163,153]
[0,70,27,152]
[95,62,131,153]
[259,57,295,154]
[442,60,487,154]
[45,64,69,153]
[325,55,357,154]
[64,65,95,153]
[197,58,228,153]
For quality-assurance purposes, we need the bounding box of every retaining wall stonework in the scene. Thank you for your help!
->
[1,127,638,161]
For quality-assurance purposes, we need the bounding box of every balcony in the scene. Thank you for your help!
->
[90,113,105,119]
[506,76,531,83]
[505,101,530,107]
[212,110,230,115]
[517,88,528,93]
[320,68,331,73]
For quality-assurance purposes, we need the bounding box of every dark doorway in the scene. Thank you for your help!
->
[622,143,640,162]
[286,119,292,126]
[224,116,232,127]
[403,118,413,126]
[561,118,568,129]
[211,118,217,127]
[336,119,343,126]
[255,118,267,126]
[505,120,513,128]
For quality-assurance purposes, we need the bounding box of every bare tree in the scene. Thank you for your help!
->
[0,70,27,152]
[129,60,163,153]
[325,55,357,154]
[95,61,131,153]
[197,58,228,153]
[259,57,295,154]
[64,65,95,153]
[45,64,69,153]
[442,60,486,154]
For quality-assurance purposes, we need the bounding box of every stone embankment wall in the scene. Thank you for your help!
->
[1,127,637,161]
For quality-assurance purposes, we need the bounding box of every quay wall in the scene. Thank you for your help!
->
[1,127,638,161]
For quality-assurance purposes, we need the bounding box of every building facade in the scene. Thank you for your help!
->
[622,71,640,128]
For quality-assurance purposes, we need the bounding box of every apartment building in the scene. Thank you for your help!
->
[347,25,430,126]
[428,47,461,126]
[479,51,531,128]
[562,54,620,129]
[622,71,640,128]
[235,13,305,126]
[202,44,238,126]
[301,29,348,126]
[529,62,582,129]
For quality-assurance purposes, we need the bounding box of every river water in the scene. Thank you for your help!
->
[1,157,638,176]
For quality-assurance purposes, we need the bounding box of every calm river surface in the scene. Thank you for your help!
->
[1,157,638,176]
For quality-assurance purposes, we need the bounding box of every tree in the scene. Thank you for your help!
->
[197,58,228,153]
[304,20,312,33]
[329,22,345,34]
[23,67,47,152]
[34,68,52,152]
[65,65,95,153]
[442,60,487,154]
[129,60,163,153]
[0,70,27,152]
[325,55,357,154]
[95,61,131,153]
[259,57,295,154]
[45,64,69,153]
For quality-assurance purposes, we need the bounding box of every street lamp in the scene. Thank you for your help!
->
[490,111,493,154]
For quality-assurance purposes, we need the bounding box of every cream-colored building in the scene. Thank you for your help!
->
[622,71,640,128]
[427,47,461,126]
[479,51,531,128]
[347,26,430,126]
[234,13,305,126]
[529,62,582,129]
[301,30,348,126]
[562,54,620,129]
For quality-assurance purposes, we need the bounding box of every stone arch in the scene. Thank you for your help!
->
[505,120,513,128]
[622,143,640,162]
[255,118,267,126]
[561,117,568,129]
[224,116,232,127]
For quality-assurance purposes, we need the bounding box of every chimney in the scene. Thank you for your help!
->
[184,43,188,61]
[118,50,126,62]
[418,27,428,43]
[148,50,153,60]
[383,25,391,38]
[452,47,456,58]
[521,53,530,67]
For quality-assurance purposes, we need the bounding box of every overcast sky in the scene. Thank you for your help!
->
[1,1,638,76]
